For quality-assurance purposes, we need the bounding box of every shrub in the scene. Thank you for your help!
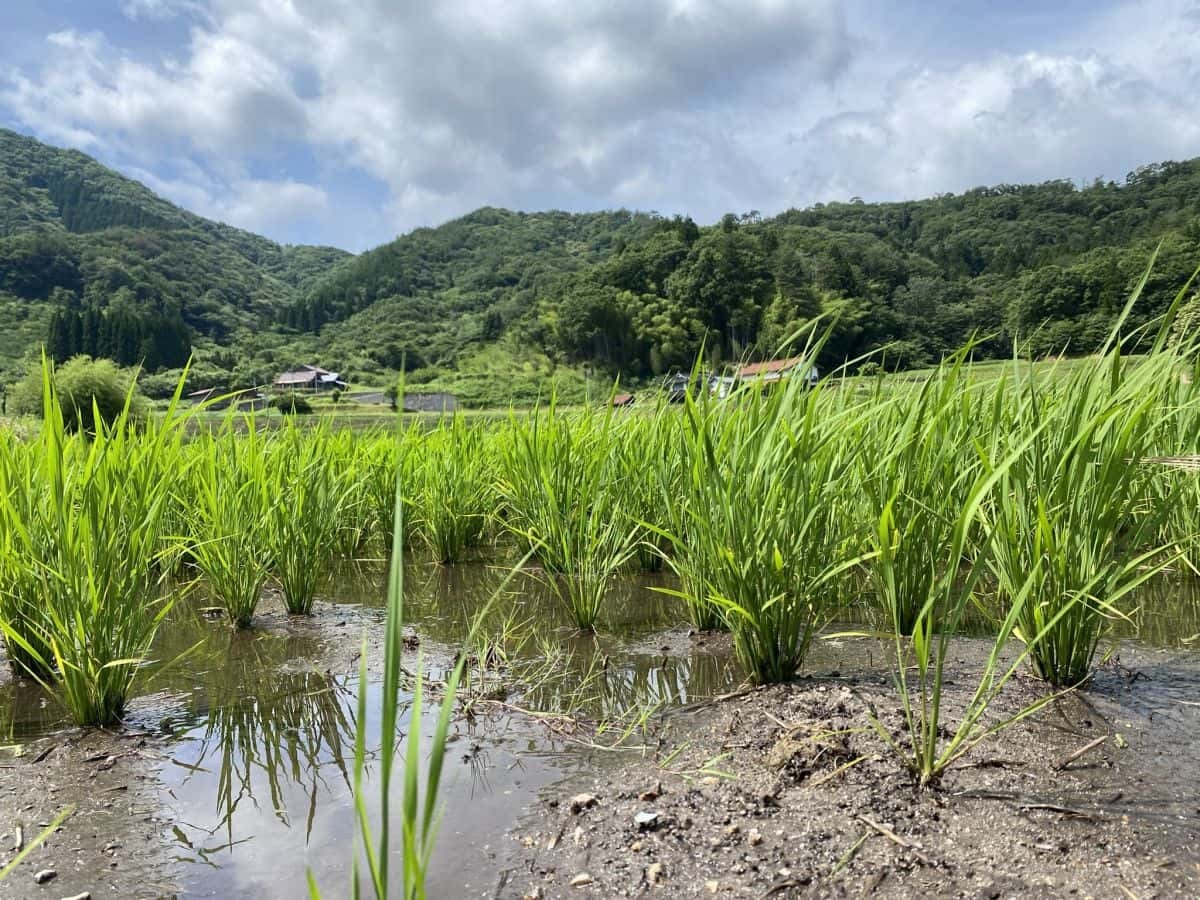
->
[10,356,148,433]
[272,393,313,415]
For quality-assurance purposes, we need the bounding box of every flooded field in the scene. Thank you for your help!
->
[6,332,1200,896]
[1,562,1199,898]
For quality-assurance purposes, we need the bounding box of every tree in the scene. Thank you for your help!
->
[10,356,147,433]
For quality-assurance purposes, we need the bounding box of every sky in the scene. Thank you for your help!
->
[1,0,1197,251]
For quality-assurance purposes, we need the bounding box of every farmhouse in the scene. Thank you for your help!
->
[273,364,348,392]
[735,355,819,388]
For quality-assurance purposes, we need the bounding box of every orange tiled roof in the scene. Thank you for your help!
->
[735,355,807,378]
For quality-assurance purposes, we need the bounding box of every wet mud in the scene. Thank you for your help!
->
[0,566,1198,898]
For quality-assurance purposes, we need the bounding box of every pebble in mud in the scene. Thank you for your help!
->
[634,810,660,830]
[511,664,1200,900]
[33,867,57,884]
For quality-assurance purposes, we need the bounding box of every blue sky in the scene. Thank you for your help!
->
[2,0,1197,251]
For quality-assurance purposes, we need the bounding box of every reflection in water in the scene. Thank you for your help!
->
[158,625,359,871]
[162,674,570,898]
[325,557,685,643]
[181,669,353,844]
[1123,578,1200,647]
[9,557,1200,897]
[148,561,731,898]
[517,649,739,720]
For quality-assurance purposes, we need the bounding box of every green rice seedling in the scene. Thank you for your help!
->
[412,416,495,564]
[187,426,277,627]
[873,270,1195,784]
[878,401,1163,786]
[663,371,865,682]
[986,349,1179,685]
[0,360,188,725]
[650,393,732,631]
[328,429,377,559]
[1157,465,1200,576]
[614,407,682,574]
[309,433,467,900]
[0,431,56,678]
[863,347,983,635]
[497,404,640,631]
[986,268,1197,686]
[267,424,351,615]
[1145,327,1200,575]
[362,428,421,552]
[870,409,1071,785]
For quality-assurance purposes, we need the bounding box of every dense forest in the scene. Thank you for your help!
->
[2,126,1200,404]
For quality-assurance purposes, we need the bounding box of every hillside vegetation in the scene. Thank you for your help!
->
[2,127,1200,404]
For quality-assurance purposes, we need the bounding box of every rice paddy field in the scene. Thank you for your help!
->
[3,308,1200,896]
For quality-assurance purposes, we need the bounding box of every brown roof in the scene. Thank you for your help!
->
[735,356,808,379]
[274,370,320,385]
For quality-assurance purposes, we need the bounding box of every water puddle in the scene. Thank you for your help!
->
[2,563,1199,896]
[143,559,737,896]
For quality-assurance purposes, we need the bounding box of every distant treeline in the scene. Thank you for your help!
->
[286,162,1200,378]
[4,123,1200,387]
[46,303,191,371]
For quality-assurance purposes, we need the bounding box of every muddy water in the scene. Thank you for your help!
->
[146,564,740,898]
[2,566,1199,897]
[0,560,739,897]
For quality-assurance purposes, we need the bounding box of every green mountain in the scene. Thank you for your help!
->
[0,128,352,382]
[2,127,1200,405]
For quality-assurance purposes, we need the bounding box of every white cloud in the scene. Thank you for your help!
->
[130,165,328,237]
[1,0,1198,247]
[781,46,1200,206]
[1,0,853,241]
[4,27,307,157]
[119,0,209,22]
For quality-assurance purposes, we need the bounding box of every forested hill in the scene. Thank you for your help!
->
[0,128,351,379]
[2,126,1200,402]
[301,162,1200,386]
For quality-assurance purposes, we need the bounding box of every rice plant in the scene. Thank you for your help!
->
[870,431,1037,785]
[986,349,1179,685]
[986,271,1195,686]
[186,426,277,627]
[498,404,639,631]
[412,416,495,564]
[0,430,56,678]
[0,359,187,725]
[862,348,983,635]
[613,406,681,574]
[329,429,377,559]
[362,429,421,551]
[664,371,864,682]
[267,424,350,615]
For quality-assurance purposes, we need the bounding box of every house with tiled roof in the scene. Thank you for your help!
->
[273,364,348,392]
[734,355,819,388]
